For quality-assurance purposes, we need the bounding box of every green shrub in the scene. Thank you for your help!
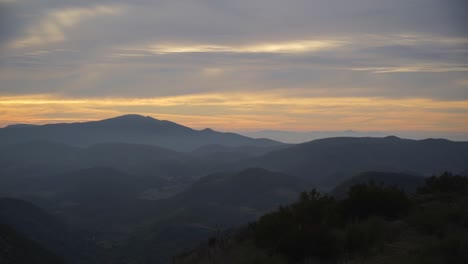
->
[251,254,287,264]
[344,217,391,258]
[412,230,468,264]
[252,190,343,261]
[341,183,411,220]
[419,172,468,195]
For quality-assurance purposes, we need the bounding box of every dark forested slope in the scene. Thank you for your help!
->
[175,172,468,264]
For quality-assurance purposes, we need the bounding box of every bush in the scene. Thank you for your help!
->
[419,172,468,195]
[341,183,411,220]
[344,217,391,258]
[251,254,287,264]
[412,230,468,264]
[252,190,343,261]
[408,202,468,236]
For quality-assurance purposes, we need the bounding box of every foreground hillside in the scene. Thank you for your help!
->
[175,172,468,264]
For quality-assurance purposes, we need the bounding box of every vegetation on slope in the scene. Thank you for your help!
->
[331,171,425,198]
[175,172,468,264]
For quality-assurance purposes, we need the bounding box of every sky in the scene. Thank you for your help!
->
[0,0,467,137]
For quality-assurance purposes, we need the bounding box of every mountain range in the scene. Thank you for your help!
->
[0,115,281,151]
[242,130,468,143]
[1,115,468,264]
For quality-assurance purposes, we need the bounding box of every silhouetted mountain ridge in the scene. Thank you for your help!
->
[0,115,283,151]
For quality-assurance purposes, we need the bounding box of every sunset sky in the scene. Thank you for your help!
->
[1,0,467,135]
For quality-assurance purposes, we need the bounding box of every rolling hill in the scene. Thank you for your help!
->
[106,168,306,264]
[242,136,468,188]
[0,141,214,198]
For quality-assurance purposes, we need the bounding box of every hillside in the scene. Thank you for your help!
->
[331,171,425,198]
[0,115,282,151]
[0,198,95,263]
[0,224,64,264]
[191,144,288,162]
[0,141,213,200]
[2,136,467,201]
[174,172,468,264]
[171,168,306,208]
[243,136,468,188]
[105,168,306,264]
[37,167,146,231]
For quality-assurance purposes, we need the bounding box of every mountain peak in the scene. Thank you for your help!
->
[201,128,215,132]
[0,114,283,151]
[103,114,157,122]
[384,135,401,140]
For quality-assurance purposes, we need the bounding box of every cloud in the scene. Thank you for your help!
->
[456,79,468,86]
[139,40,345,55]
[0,0,467,132]
[0,0,21,48]
[10,4,124,48]
[358,34,468,47]
[351,64,468,73]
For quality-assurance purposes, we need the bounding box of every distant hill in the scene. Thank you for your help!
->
[0,115,283,151]
[191,144,289,162]
[242,130,468,143]
[1,164,190,233]
[171,168,305,209]
[41,167,143,229]
[242,130,389,143]
[108,168,305,264]
[242,136,468,188]
[331,171,425,199]
[0,141,217,198]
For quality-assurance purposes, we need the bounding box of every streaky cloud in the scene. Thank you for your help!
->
[10,4,124,48]
[119,40,345,55]
[352,63,468,73]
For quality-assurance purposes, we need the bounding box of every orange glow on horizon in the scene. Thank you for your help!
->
[1,92,467,132]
